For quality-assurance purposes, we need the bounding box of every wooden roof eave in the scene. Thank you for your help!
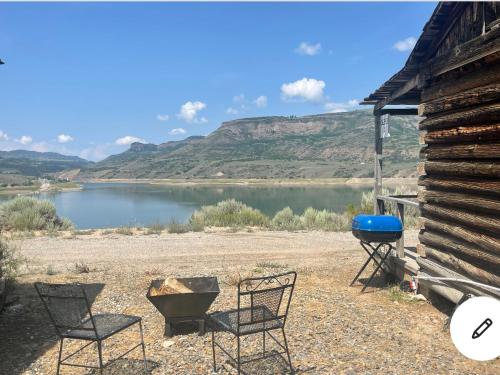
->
[361,2,467,110]
[363,11,500,111]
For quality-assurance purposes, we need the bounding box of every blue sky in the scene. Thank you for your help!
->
[0,2,436,161]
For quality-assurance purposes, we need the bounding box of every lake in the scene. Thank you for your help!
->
[0,183,371,229]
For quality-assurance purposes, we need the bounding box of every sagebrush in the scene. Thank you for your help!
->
[0,238,23,280]
[0,196,73,231]
[167,220,191,234]
[189,199,269,229]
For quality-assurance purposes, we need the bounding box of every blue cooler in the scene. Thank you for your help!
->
[352,214,403,243]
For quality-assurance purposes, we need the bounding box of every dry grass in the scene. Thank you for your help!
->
[115,226,134,235]
[72,229,95,236]
[73,262,91,274]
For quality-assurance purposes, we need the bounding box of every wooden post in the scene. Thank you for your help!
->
[374,113,383,214]
[396,202,405,258]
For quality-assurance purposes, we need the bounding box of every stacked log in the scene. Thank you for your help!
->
[417,58,500,291]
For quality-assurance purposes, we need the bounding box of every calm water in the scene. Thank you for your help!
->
[0,183,370,229]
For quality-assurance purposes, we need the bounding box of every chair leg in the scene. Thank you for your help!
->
[97,340,104,375]
[262,330,266,356]
[56,338,64,375]
[237,335,241,375]
[281,328,294,374]
[139,320,149,374]
[211,330,217,372]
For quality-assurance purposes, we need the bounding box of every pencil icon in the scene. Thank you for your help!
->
[472,318,492,339]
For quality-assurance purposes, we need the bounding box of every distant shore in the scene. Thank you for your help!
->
[0,182,82,196]
[80,177,418,187]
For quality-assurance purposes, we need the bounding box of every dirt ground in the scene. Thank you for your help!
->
[1,230,498,375]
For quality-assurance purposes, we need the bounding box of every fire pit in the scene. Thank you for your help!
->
[146,277,220,337]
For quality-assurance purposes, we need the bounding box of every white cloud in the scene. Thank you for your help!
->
[79,143,113,161]
[254,95,268,108]
[18,135,32,145]
[0,130,8,141]
[393,37,417,52]
[281,78,325,102]
[29,142,50,152]
[226,107,239,115]
[295,42,322,56]
[57,134,74,143]
[324,99,360,113]
[157,114,169,121]
[177,101,207,123]
[169,128,187,136]
[233,94,245,103]
[115,135,146,146]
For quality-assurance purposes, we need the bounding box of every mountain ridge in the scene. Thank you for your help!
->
[79,110,420,180]
[0,150,92,184]
[0,149,89,163]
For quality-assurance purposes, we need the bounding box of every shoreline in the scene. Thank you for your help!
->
[0,184,82,196]
[78,177,418,187]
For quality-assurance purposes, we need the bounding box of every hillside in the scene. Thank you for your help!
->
[0,150,91,185]
[80,110,421,179]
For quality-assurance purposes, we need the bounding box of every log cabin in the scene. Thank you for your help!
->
[362,2,500,303]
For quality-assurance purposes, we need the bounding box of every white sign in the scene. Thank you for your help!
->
[380,114,390,138]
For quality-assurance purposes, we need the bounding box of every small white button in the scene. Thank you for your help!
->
[450,296,500,361]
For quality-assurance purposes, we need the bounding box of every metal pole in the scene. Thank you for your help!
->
[396,203,405,258]
[374,113,383,214]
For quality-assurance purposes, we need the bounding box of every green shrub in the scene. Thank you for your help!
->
[145,221,165,235]
[115,226,133,235]
[270,207,302,231]
[0,238,23,281]
[319,209,350,231]
[301,207,350,231]
[189,217,205,232]
[302,207,318,229]
[189,211,206,232]
[189,199,268,228]
[0,197,73,232]
[0,238,24,310]
[167,220,191,234]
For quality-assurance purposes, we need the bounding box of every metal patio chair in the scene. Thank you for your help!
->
[209,271,297,375]
[34,282,148,374]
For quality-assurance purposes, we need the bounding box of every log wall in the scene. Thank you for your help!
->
[417,57,500,289]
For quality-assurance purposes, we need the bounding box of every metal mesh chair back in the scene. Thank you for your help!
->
[237,271,296,332]
[34,282,95,337]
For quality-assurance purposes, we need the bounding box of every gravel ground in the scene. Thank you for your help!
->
[1,230,498,375]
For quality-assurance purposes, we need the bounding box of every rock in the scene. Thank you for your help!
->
[162,339,175,348]
[411,294,428,301]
